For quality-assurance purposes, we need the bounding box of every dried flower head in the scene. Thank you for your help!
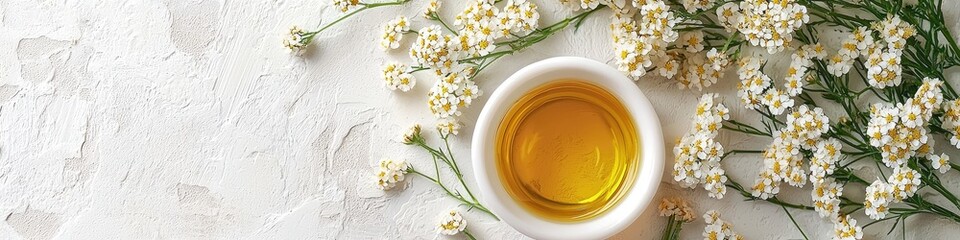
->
[401,124,423,144]
[659,197,696,222]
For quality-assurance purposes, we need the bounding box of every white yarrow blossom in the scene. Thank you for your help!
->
[436,209,467,235]
[864,179,892,220]
[423,0,441,18]
[375,158,409,190]
[701,210,743,240]
[436,117,463,136]
[833,214,864,240]
[941,99,960,149]
[381,62,416,92]
[380,16,410,50]
[500,0,540,35]
[679,31,705,53]
[673,94,730,199]
[282,25,309,54]
[428,71,482,119]
[333,0,360,12]
[734,0,809,53]
[929,153,952,173]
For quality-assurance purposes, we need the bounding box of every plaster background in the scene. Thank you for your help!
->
[2,0,960,239]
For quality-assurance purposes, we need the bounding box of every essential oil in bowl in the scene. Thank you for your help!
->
[495,80,639,222]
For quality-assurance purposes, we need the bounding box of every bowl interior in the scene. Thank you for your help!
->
[471,57,664,239]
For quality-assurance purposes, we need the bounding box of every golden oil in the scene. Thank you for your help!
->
[495,80,639,222]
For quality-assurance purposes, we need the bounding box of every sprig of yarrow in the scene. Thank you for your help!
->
[283,0,412,53]
[402,125,498,220]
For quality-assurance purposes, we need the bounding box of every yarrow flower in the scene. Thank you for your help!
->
[702,210,743,240]
[609,0,690,83]
[283,25,311,54]
[381,62,417,92]
[833,214,864,240]
[716,2,740,33]
[423,0,441,19]
[809,138,842,181]
[811,177,843,219]
[455,0,505,57]
[436,117,463,136]
[733,0,809,53]
[409,26,460,74]
[942,99,960,149]
[658,197,696,222]
[401,124,423,144]
[682,0,716,13]
[436,209,467,235]
[864,179,892,220]
[679,31,705,53]
[751,105,831,198]
[375,158,409,190]
[333,0,360,12]
[673,94,730,199]
[866,78,943,168]
[887,166,920,201]
[427,71,482,120]
[928,153,952,174]
[499,0,540,35]
[380,16,410,50]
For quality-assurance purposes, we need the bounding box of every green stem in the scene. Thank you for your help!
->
[781,204,810,240]
[311,0,411,37]
[463,229,478,240]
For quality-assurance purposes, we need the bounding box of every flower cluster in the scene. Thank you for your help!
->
[380,16,410,50]
[702,210,743,240]
[282,26,310,54]
[500,0,540,35]
[423,0,440,18]
[866,78,943,168]
[751,105,831,198]
[427,71,481,135]
[658,197,696,222]
[436,209,467,235]
[863,166,922,220]
[608,1,733,90]
[375,158,409,190]
[737,44,823,114]
[454,0,540,57]
[827,17,916,88]
[609,2,680,80]
[725,0,809,54]
[333,0,360,12]
[942,99,960,149]
[673,94,730,199]
[435,117,463,136]
[833,214,864,240]
[410,26,459,74]
[381,62,417,92]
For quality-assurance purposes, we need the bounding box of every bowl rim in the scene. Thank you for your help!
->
[471,56,664,239]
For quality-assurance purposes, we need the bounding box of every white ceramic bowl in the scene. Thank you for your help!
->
[472,57,664,239]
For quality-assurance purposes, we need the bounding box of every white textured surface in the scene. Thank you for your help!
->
[1,0,960,239]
